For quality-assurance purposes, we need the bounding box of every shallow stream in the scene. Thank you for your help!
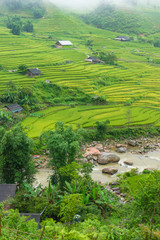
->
[34,149,160,187]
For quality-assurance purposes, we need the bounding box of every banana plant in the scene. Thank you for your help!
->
[82,192,90,205]
[43,180,62,204]
[95,190,113,219]
[64,180,81,194]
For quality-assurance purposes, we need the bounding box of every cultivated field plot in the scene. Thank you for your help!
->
[22,105,160,138]
[0,7,160,133]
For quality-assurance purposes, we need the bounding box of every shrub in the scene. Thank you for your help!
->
[95,120,110,140]
[11,23,21,35]
[23,20,34,33]
[18,64,28,74]
[33,8,45,18]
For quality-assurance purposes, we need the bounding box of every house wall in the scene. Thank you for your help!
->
[56,44,62,48]
[85,59,93,62]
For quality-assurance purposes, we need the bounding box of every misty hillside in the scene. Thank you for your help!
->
[0,0,160,133]
[81,3,160,35]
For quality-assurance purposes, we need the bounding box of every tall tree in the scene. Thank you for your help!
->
[0,125,36,184]
[42,122,80,186]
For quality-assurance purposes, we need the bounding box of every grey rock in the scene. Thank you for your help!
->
[112,187,120,191]
[102,168,118,175]
[128,140,137,147]
[105,186,110,190]
[89,159,94,164]
[116,147,127,153]
[110,182,120,186]
[114,190,120,194]
[120,193,127,197]
[98,153,120,165]
[95,144,104,152]
[80,158,88,163]
[92,156,98,161]
[124,161,133,166]
[87,155,93,160]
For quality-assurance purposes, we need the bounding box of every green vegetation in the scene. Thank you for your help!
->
[22,105,160,138]
[118,169,160,225]
[0,0,159,135]
[0,125,36,184]
[81,3,160,35]
[0,129,160,239]
[7,16,34,35]
[0,1,160,239]
[98,51,118,65]
[41,122,80,186]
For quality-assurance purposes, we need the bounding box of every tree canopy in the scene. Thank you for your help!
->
[0,125,36,184]
[42,122,80,186]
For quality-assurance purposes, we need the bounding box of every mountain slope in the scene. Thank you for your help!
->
[0,1,160,132]
[81,3,160,35]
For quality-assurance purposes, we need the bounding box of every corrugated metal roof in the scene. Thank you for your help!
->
[0,184,17,202]
[20,213,41,228]
[57,41,73,46]
[5,103,23,113]
[28,68,42,75]
[115,36,130,41]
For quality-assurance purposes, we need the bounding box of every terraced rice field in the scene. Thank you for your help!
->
[22,104,160,138]
[0,6,160,135]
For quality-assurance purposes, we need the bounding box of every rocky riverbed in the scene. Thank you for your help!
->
[34,137,160,187]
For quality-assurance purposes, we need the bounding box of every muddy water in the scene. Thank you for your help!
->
[34,169,53,187]
[91,149,160,184]
[34,149,160,187]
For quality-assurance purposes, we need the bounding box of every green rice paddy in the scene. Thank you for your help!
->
[22,104,160,138]
[0,5,160,137]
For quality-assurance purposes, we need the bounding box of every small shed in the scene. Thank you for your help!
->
[0,184,17,203]
[5,103,23,113]
[20,213,41,228]
[115,36,130,41]
[27,68,42,77]
[20,207,46,229]
[85,56,104,64]
[56,41,73,48]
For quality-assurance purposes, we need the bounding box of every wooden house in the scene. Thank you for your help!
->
[56,40,73,48]
[115,36,130,41]
[5,103,23,113]
[27,68,42,77]
[0,184,17,203]
[85,56,104,64]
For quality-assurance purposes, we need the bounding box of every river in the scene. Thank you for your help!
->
[34,149,160,187]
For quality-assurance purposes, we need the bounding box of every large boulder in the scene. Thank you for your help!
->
[116,147,127,153]
[83,147,100,158]
[98,153,120,165]
[102,168,118,175]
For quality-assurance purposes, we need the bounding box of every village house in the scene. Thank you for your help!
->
[0,184,17,203]
[0,184,42,228]
[115,36,130,41]
[27,68,42,77]
[85,56,104,64]
[5,103,23,113]
[56,40,73,48]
